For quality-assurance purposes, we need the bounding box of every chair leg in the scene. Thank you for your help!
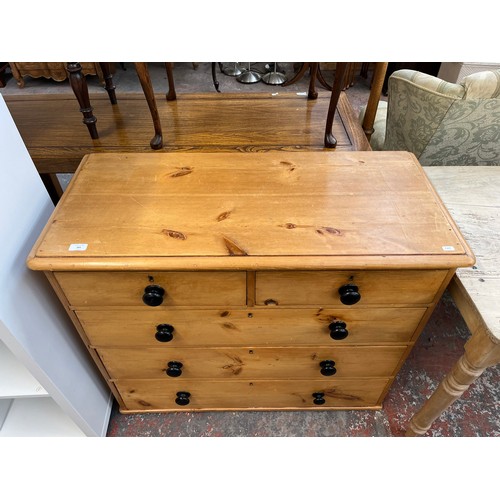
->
[165,62,177,101]
[99,62,117,104]
[361,62,388,141]
[67,62,98,139]
[134,62,163,150]
[324,62,349,148]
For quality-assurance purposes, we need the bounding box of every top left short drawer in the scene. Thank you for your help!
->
[54,271,247,307]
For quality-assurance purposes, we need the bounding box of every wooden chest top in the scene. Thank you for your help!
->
[27,151,474,271]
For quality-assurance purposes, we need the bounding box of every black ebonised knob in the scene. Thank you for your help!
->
[166,361,183,377]
[329,321,349,340]
[319,360,337,376]
[175,391,191,406]
[338,284,361,305]
[155,324,174,342]
[312,392,326,405]
[142,285,165,307]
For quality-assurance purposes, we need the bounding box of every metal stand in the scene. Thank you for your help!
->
[222,63,244,77]
[262,62,287,85]
[237,62,261,84]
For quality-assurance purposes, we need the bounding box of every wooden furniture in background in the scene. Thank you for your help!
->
[406,166,499,436]
[283,63,362,99]
[27,151,473,413]
[66,62,166,150]
[324,62,388,148]
[0,62,9,87]
[5,91,370,204]
[8,62,111,88]
[0,95,111,436]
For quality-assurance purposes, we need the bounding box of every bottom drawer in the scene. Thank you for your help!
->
[115,378,390,411]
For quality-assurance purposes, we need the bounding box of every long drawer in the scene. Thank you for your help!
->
[99,346,406,379]
[77,307,426,347]
[115,378,391,411]
[255,270,448,306]
[54,271,247,307]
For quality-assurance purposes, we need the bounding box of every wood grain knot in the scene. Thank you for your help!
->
[317,227,342,236]
[222,236,248,256]
[162,229,187,240]
[217,210,232,222]
[170,166,193,177]
[222,322,239,330]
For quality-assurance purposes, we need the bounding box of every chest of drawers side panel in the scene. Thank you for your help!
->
[43,272,128,410]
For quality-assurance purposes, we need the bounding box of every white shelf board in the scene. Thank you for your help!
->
[0,398,85,437]
[0,340,48,399]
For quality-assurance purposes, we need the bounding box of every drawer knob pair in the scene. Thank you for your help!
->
[175,391,191,406]
[320,360,337,376]
[312,392,326,405]
[166,361,183,377]
[143,285,165,307]
[338,284,361,305]
[155,324,175,342]
[329,321,349,340]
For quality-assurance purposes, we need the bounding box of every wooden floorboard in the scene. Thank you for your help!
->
[4,91,370,174]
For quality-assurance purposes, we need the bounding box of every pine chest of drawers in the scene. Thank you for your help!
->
[27,151,474,413]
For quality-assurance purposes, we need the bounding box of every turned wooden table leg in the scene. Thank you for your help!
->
[362,62,388,141]
[324,62,349,148]
[406,324,500,436]
[307,63,319,100]
[134,62,163,150]
[67,62,98,139]
[99,62,117,104]
[165,62,177,101]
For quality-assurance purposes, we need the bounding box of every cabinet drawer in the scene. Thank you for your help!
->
[116,378,390,411]
[99,346,406,379]
[256,270,447,306]
[55,271,247,307]
[78,307,426,347]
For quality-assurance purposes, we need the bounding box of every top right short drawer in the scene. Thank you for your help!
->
[255,270,448,306]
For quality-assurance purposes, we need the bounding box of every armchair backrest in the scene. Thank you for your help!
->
[384,69,500,165]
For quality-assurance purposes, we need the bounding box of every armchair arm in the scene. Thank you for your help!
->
[461,69,500,98]
[384,70,464,158]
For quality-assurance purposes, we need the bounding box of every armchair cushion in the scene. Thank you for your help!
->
[369,69,500,166]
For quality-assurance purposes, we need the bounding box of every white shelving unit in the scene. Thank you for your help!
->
[0,94,112,437]
[0,340,85,436]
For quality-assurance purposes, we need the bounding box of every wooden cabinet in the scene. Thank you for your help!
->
[27,151,474,413]
[8,62,111,88]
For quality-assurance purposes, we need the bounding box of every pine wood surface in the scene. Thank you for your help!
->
[114,378,390,411]
[98,345,407,379]
[27,151,474,272]
[406,166,500,435]
[54,271,247,307]
[77,307,427,347]
[255,270,448,306]
[26,154,477,413]
[423,166,500,342]
[4,92,369,174]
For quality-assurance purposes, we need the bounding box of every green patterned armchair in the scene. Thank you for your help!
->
[366,69,500,165]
